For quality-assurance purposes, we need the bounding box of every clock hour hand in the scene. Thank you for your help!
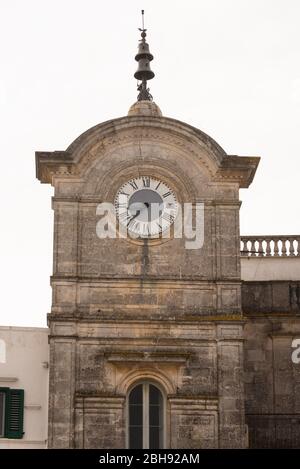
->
[127,210,140,225]
[128,202,147,217]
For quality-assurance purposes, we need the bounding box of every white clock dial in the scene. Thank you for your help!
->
[115,176,178,238]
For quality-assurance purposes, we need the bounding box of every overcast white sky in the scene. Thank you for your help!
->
[0,0,300,327]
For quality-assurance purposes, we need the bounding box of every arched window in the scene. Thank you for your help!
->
[128,382,164,449]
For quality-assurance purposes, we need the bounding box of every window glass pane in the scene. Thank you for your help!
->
[0,392,5,437]
[149,385,163,449]
[149,404,160,426]
[129,385,143,449]
[129,426,143,449]
[129,403,143,426]
[149,425,160,449]
[129,384,142,405]
[149,384,160,404]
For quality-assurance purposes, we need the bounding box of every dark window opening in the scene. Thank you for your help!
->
[128,382,163,449]
[0,388,24,439]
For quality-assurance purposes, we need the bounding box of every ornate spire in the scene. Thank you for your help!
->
[134,10,155,101]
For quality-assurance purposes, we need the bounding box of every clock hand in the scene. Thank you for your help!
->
[127,210,141,225]
[128,203,150,226]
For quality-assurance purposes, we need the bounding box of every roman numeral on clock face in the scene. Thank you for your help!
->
[162,191,172,198]
[119,212,131,223]
[129,180,138,190]
[128,219,140,231]
[141,223,150,235]
[142,176,150,187]
[162,212,175,223]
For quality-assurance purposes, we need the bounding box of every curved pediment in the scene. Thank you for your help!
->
[66,115,227,166]
[36,114,259,189]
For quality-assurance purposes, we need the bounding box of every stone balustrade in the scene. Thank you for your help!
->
[240,235,300,257]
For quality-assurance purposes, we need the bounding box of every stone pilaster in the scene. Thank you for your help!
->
[217,323,247,448]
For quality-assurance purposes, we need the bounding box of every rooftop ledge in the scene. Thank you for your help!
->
[240,235,300,282]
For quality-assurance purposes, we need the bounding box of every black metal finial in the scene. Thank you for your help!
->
[134,10,155,101]
[141,9,145,30]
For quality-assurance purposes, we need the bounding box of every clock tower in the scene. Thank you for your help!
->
[36,18,259,448]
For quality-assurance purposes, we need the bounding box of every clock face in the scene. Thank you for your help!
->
[114,176,178,238]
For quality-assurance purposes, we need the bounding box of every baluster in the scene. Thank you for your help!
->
[289,237,296,256]
[274,239,279,257]
[265,238,271,257]
[257,238,263,257]
[281,238,287,257]
[294,236,300,257]
[286,238,291,256]
[241,238,247,256]
[253,239,257,256]
[248,239,253,256]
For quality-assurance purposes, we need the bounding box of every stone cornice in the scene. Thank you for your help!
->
[50,275,242,285]
[213,155,260,188]
[47,313,245,324]
[105,350,192,364]
[35,150,74,183]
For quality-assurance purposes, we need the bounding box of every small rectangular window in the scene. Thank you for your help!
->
[0,388,24,439]
[0,391,6,437]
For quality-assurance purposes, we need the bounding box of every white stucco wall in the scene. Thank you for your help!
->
[241,256,300,281]
[0,326,49,449]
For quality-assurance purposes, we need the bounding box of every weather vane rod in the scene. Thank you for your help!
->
[141,9,145,30]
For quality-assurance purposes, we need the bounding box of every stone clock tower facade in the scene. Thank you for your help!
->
[36,26,259,448]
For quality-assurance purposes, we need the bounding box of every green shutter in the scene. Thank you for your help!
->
[5,389,24,439]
